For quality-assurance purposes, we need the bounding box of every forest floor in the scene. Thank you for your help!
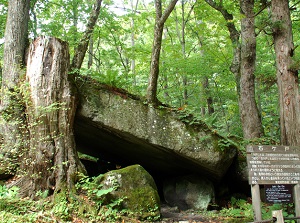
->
[153,203,248,223]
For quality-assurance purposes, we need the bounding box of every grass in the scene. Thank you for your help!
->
[0,183,296,223]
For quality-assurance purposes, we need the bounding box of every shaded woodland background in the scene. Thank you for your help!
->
[1,0,299,145]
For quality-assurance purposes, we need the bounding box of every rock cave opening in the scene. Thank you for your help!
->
[78,148,193,202]
[78,153,251,210]
[74,118,250,209]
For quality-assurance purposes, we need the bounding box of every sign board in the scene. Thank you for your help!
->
[265,184,293,203]
[247,145,300,185]
[247,145,300,222]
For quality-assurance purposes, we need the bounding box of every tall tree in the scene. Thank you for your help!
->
[130,0,139,85]
[205,0,263,138]
[271,0,300,145]
[71,0,102,70]
[173,0,196,105]
[146,0,178,104]
[0,0,30,174]
[239,0,263,139]
[1,0,102,198]
[204,0,241,94]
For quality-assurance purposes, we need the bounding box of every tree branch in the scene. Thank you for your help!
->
[159,0,178,25]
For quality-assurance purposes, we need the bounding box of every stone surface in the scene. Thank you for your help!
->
[163,174,215,210]
[95,164,160,220]
[75,78,238,182]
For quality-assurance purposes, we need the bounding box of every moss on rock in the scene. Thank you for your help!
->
[96,164,161,220]
[75,77,238,182]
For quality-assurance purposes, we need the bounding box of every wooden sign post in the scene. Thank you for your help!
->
[246,145,300,222]
[272,210,284,223]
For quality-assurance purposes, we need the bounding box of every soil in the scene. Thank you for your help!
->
[155,204,236,223]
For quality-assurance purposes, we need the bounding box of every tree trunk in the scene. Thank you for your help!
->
[88,36,94,69]
[203,76,214,114]
[0,0,30,174]
[146,0,178,104]
[205,0,264,139]
[272,0,300,145]
[1,0,102,198]
[18,36,85,198]
[130,0,139,86]
[71,0,102,70]
[204,0,241,95]
[239,0,263,139]
[178,0,188,103]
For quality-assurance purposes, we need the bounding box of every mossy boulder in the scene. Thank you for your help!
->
[95,164,160,220]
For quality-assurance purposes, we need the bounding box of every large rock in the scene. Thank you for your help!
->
[75,78,237,181]
[163,174,215,210]
[95,164,160,220]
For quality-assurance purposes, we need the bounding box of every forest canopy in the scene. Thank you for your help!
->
[0,0,300,143]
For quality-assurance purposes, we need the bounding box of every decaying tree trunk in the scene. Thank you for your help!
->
[18,36,85,198]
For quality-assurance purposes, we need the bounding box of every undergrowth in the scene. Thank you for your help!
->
[0,176,128,223]
[0,183,296,222]
[212,197,296,223]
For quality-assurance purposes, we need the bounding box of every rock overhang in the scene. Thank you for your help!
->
[75,78,238,182]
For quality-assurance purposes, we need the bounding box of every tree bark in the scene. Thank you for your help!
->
[239,0,263,139]
[19,36,85,198]
[88,36,94,69]
[0,0,30,173]
[174,0,195,105]
[205,0,264,139]
[71,0,102,71]
[272,0,300,145]
[130,0,139,86]
[146,0,178,104]
[204,0,241,95]
[203,76,214,114]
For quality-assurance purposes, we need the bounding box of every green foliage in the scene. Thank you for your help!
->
[0,185,296,222]
[220,197,253,219]
[0,185,19,199]
[0,186,38,223]
[216,197,296,222]
[0,0,287,143]
[0,176,127,223]
[261,203,296,222]
[75,173,126,221]
[76,173,114,200]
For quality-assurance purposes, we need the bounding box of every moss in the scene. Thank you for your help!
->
[52,186,97,221]
[77,152,98,162]
[98,165,161,220]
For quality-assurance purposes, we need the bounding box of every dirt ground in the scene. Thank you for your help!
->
[156,204,238,223]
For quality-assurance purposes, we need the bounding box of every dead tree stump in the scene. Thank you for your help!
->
[19,36,85,198]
